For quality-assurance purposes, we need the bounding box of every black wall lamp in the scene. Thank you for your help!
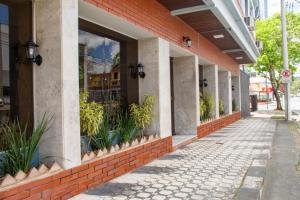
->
[131,63,146,79]
[183,36,192,48]
[24,40,43,66]
[232,85,235,91]
[200,79,208,87]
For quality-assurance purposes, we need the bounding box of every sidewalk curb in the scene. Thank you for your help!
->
[235,152,270,200]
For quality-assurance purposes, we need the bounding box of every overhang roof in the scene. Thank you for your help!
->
[159,0,260,64]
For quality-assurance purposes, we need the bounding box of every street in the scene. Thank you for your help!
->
[258,96,300,121]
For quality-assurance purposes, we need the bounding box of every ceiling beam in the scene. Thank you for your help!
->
[222,49,243,53]
[171,5,212,16]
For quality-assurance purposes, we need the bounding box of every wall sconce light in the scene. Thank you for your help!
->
[200,79,208,87]
[183,36,192,48]
[131,63,146,79]
[232,85,235,91]
[24,40,43,66]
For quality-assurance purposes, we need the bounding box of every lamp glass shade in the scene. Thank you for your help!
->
[137,64,144,73]
[24,40,38,60]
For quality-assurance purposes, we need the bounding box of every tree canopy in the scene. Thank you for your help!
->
[250,13,300,109]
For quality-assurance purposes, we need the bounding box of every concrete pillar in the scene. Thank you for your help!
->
[203,65,219,119]
[173,56,199,135]
[138,38,171,138]
[232,75,241,111]
[218,71,232,115]
[34,0,81,168]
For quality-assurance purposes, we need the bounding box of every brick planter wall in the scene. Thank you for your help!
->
[0,137,172,200]
[197,112,241,138]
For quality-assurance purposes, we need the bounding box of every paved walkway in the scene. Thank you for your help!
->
[72,118,276,200]
[262,120,300,200]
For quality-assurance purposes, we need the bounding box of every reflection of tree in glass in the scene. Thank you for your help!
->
[112,52,120,68]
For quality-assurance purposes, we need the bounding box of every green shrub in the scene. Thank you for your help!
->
[232,99,237,112]
[116,112,139,144]
[130,95,155,130]
[90,113,115,151]
[1,114,52,175]
[219,100,225,115]
[80,92,104,136]
[200,92,214,121]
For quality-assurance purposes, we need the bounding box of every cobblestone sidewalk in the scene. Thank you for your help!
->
[71,118,275,200]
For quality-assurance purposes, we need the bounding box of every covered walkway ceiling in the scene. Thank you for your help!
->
[159,0,255,64]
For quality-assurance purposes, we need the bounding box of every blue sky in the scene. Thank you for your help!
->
[0,4,8,25]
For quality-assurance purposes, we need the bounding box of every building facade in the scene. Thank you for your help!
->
[0,0,259,199]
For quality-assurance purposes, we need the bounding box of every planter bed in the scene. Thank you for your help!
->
[197,112,241,138]
[0,136,172,200]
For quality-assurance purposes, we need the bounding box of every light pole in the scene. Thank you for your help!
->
[281,0,292,121]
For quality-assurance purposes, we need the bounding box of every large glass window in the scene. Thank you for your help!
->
[0,3,10,124]
[79,30,121,104]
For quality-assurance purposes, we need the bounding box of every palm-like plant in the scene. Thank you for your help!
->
[90,113,115,151]
[117,112,139,145]
[1,114,51,175]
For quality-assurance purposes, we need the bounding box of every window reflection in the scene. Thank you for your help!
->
[78,30,120,104]
[0,4,10,124]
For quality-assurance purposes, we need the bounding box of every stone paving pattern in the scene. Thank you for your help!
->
[72,118,275,200]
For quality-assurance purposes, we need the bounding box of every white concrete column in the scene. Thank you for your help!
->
[232,75,241,111]
[218,71,232,115]
[138,38,172,138]
[34,0,81,168]
[203,65,219,119]
[173,56,199,135]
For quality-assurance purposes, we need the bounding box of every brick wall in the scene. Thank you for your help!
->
[0,137,172,200]
[197,112,241,138]
[84,0,240,75]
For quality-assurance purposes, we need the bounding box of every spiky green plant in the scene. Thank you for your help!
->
[219,100,225,115]
[200,92,214,121]
[90,113,115,151]
[130,95,155,130]
[116,112,139,144]
[80,91,104,136]
[232,99,237,112]
[1,114,52,175]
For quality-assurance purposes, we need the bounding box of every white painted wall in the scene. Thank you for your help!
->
[34,0,81,169]
[138,38,172,138]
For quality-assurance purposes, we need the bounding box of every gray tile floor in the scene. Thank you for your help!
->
[71,118,275,200]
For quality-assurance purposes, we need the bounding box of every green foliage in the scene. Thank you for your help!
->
[291,79,300,95]
[112,52,120,67]
[116,112,139,144]
[232,99,237,112]
[130,95,155,130]
[200,92,214,120]
[90,113,115,151]
[80,92,104,136]
[219,100,225,115]
[0,114,51,175]
[249,13,300,109]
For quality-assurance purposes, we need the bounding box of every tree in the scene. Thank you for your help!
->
[291,78,300,95]
[250,13,300,110]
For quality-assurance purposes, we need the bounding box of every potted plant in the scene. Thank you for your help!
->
[0,114,51,176]
[80,91,104,153]
[130,95,155,137]
[200,92,214,121]
[219,99,225,116]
